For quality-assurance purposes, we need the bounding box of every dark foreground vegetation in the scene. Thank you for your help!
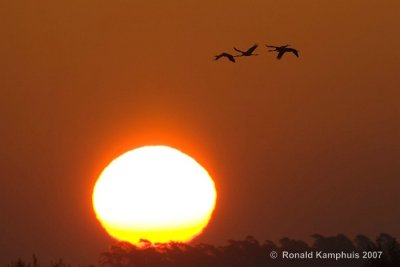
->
[8,233,400,267]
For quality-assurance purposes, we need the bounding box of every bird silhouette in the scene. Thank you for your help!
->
[214,52,236,63]
[266,44,299,59]
[234,44,259,57]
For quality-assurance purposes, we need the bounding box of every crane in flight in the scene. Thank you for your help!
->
[234,44,259,57]
[266,44,299,59]
[214,52,237,63]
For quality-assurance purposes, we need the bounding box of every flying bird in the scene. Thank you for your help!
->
[266,44,299,59]
[214,52,236,63]
[234,44,259,57]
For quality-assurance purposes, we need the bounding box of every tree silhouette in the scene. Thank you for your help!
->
[97,234,400,267]
[8,234,400,267]
[7,255,70,267]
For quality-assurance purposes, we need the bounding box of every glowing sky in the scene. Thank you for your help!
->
[0,0,399,265]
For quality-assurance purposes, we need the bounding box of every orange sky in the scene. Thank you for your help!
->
[1,0,399,265]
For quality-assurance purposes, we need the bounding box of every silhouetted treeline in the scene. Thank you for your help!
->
[7,255,95,267]
[7,255,71,267]
[7,234,400,267]
[99,234,400,267]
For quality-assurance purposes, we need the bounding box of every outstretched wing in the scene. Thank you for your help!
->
[214,54,222,60]
[227,54,236,62]
[233,47,244,54]
[265,44,277,49]
[214,53,236,63]
[277,50,285,59]
[291,49,299,57]
[246,44,258,54]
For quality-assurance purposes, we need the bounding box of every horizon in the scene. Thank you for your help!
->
[7,233,400,267]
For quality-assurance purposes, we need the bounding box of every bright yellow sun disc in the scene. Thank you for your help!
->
[92,146,217,245]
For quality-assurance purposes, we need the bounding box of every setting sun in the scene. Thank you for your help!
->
[92,146,217,245]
